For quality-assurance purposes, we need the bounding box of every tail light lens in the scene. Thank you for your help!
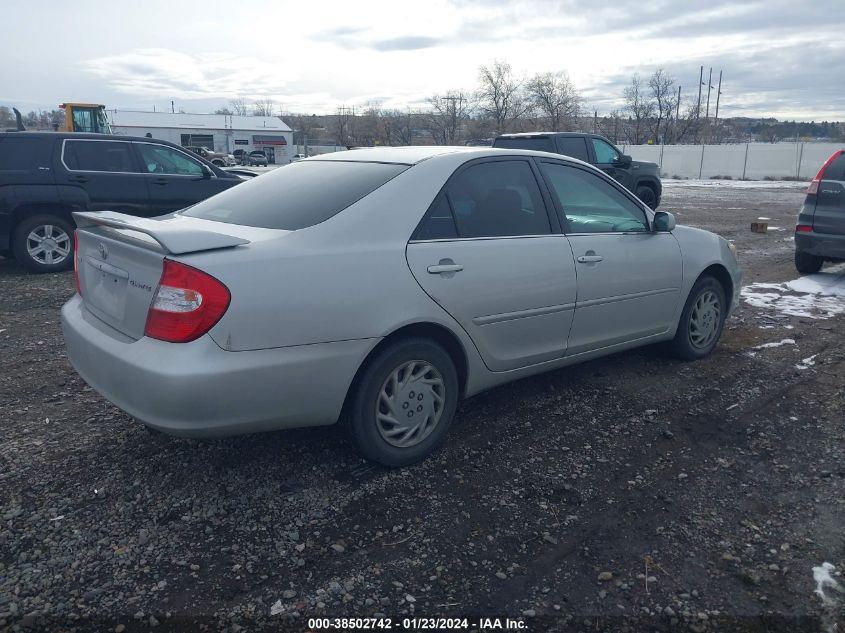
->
[144,260,230,343]
[807,150,843,195]
[73,230,82,296]
[795,225,813,233]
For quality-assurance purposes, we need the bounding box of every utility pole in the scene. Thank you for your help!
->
[713,70,723,144]
[696,66,703,118]
[704,68,713,119]
[674,85,682,144]
[171,100,175,113]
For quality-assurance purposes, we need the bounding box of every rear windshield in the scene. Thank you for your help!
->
[182,160,408,230]
[493,137,555,152]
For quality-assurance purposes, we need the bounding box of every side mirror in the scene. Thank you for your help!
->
[614,154,633,168]
[201,164,213,179]
[653,210,676,232]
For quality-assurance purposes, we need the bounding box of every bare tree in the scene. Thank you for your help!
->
[525,71,581,131]
[229,97,249,116]
[253,99,277,117]
[623,75,655,144]
[213,106,233,115]
[426,91,471,145]
[595,109,626,144]
[648,69,676,144]
[476,60,527,134]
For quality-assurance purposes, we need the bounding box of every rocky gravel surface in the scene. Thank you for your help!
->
[1,183,843,632]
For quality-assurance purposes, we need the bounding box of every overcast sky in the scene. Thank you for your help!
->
[2,0,843,121]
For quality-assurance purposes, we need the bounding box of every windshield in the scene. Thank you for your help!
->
[182,160,409,230]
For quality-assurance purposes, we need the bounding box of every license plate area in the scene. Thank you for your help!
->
[85,255,129,321]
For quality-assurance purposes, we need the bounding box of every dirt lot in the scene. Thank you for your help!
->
[1,181,843,632]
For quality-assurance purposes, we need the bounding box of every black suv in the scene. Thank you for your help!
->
[0,132,243,272]
[492,132,662,209]
[795,148,845,273]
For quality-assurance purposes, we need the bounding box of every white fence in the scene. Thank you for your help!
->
[620,142,843,181]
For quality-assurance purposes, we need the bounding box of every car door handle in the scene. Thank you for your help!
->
[69,176,88,183]
[427,263,464,274]
[150,178,168,186]
[577,255,604,263]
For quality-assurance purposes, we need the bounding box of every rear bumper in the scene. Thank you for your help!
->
[795,231,845,260]
[61,295,375,437]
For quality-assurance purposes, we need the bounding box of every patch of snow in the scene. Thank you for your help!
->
[752,338,795,350]
[664,179,807,189]
[796,355,817,370]
[757,216,772,220]
[742,265,845,319]
[813,562,842,606]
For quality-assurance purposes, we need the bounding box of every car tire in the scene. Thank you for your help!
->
[348,338,459,467]
[636,185,658,210]
[670,276,727,361]
[794,250,823,275]
[12,214,75,273]
[211,159,224,167]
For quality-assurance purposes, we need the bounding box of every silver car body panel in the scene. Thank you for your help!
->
[62,146,742,437]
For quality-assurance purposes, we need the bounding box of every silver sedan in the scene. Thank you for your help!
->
[62,147,741,466]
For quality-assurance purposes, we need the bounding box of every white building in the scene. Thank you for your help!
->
[106,110,294,164]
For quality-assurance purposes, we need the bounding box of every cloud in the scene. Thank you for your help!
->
[84,48,298,100]
[371,36,443,51]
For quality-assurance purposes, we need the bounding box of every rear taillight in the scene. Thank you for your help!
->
[73,230,82,296]
[807,149,843,195]
[796,224,813,233]
[144,260,230,343]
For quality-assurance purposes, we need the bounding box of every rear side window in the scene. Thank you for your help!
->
[556,137,590,162]
[0,136,52,171]
[493,137,555,152]
[182,160,408,230]
[437,160,551,238]
[63,140,136,173]
[822,153,845,182]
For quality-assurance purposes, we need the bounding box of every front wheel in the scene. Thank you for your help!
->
[795,250,823,274]
[348,339,459,467]
[670,276,726,361]
[12,214,75,273]
[636,185,658,210]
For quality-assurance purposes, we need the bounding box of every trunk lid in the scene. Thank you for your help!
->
[73,211,256,340]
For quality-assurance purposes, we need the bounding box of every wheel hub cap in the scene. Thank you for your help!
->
[26,225,71,266]
[376,360,445,448]
[689,289,721,349]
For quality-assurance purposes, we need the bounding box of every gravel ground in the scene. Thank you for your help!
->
[1,182,843,633]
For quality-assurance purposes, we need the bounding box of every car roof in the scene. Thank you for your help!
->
[495,132,605,140]
[0,131,188,146]
[309,145,595,167]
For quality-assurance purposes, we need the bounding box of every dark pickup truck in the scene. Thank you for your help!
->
[0,132,243,272]
[492,132,662,209]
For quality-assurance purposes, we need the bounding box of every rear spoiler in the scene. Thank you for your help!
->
[73,211,250,255]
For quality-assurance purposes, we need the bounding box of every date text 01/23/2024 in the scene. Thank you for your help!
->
[307,617,528,630]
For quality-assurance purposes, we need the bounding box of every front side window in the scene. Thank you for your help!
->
[591,138,620,164]
[441,160,551,238]
[63,140,136,173]
[137,144,203,176]
[540,162,648,233]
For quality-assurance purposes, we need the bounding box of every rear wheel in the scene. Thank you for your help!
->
[636,185,658,210]
[12,214,74,273]
[670,276,726,360]
[211,159,224,167]
[795,250,823,274]
[348,339,459,467]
